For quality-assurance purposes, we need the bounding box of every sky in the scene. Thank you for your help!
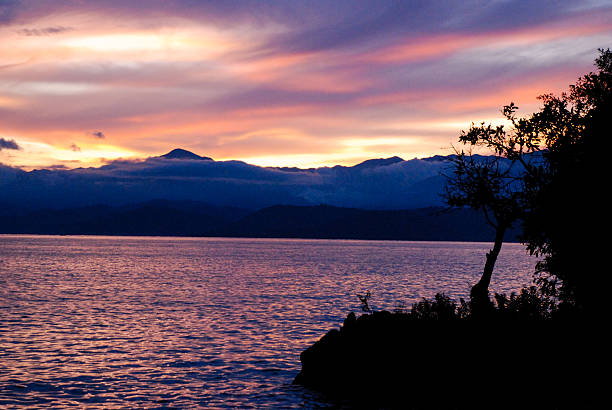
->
[0,0,611,170]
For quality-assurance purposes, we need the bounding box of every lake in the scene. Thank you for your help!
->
[0,235,536,407]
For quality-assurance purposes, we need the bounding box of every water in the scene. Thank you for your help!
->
[0,235,536,407]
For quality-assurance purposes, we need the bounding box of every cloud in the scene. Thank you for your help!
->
[0,138,21,151]
[0,1,609,169]
[0,0,19,25]
[16,26,72,36]
[70,143,81,151]
[46,164,68,169]
[2,1,602,42]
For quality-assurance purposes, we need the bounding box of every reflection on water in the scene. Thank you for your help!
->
[0,235,535,407]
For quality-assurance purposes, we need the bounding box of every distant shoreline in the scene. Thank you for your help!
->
[0,233,522,244]
[0,203,521,243]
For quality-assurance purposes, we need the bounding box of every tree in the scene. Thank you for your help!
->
[444,104,537,312]
[521,48,610,315]
[446,48,610,315]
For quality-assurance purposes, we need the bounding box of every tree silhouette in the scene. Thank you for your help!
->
[521,48,610,315]
[444,107,534,311]
[446,48,610,315]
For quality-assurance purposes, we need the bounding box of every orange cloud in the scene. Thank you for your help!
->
[1,4,610,170]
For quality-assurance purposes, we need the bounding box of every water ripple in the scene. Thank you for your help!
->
[0,235,535,407]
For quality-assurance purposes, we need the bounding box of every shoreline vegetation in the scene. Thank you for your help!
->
[293,303,602,408]
[294,49,608,407]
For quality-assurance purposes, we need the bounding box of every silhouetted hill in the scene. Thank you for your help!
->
[0,201,248,236]
[157,148,213,161]
[0,150,457,210]
[222,205,520,241]
[0,151,544,211]
[0,201,520,241]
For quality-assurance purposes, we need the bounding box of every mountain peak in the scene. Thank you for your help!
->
[159,149,212,161]
[352,156,404,169]
[421,154,456,162]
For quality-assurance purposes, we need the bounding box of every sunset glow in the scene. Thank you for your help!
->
[1,1,611,169]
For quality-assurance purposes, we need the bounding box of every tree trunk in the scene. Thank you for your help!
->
[470,224,506,311]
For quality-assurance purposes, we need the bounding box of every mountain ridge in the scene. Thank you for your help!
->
[0,149,507,211]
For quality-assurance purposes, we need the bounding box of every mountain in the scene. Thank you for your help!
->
[222,205,520,241]
[351,156,405,169]
[0,201,520,242]
[157,148,213,161]
[0,148,455,210]
[0,200,249,236]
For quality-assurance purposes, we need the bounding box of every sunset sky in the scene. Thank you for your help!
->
[1,0,611,169]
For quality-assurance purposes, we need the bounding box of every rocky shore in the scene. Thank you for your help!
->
[294,310,601,408]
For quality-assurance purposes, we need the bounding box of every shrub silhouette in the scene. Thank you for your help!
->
[409,293,464,320]
[406,287,555,321]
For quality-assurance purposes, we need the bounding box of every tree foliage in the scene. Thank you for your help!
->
[521,49,609,314]
[446,48,610,315]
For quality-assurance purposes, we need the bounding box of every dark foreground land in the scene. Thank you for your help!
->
[294,309,604,409]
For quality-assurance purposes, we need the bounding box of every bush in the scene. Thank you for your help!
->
[295,288,599,408]
[409,293,467,320]
[405,286,556,321]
